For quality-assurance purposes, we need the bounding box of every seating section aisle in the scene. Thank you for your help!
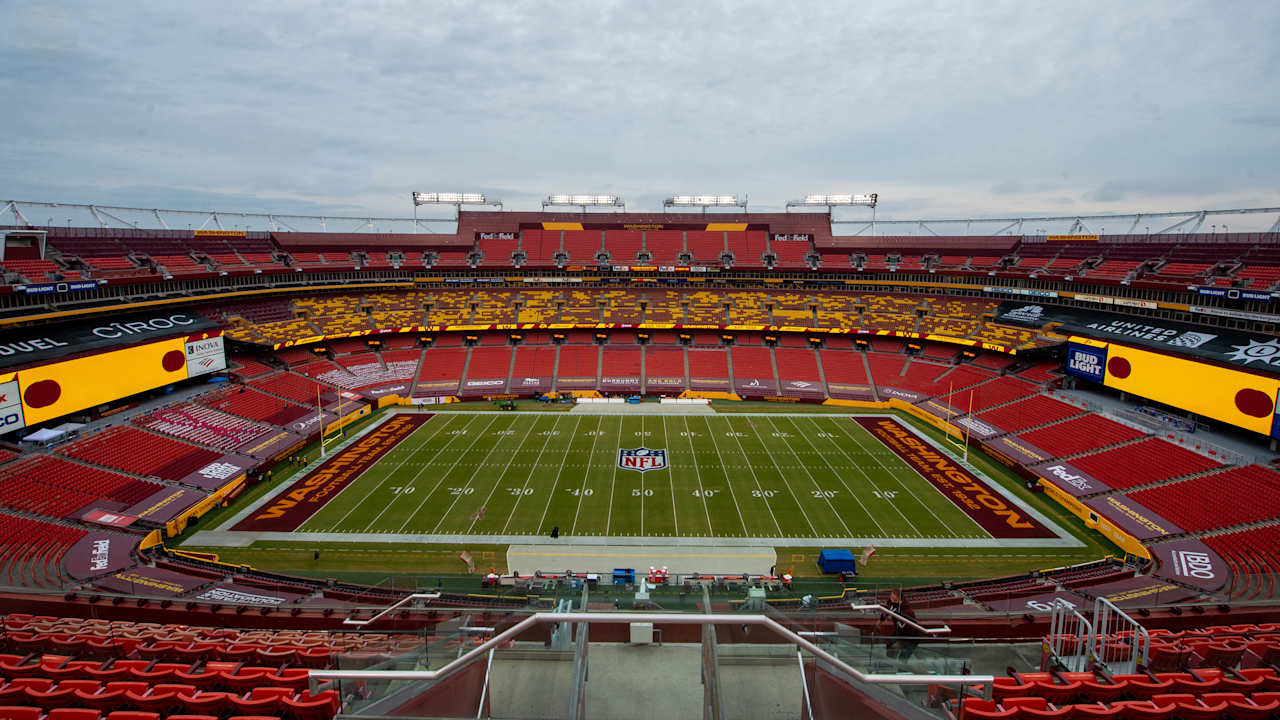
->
[0,515,89,589]
[198,386,310,426]
[133,403,273,451]
[975,395,1086,434]
[1069,437,1224,491]
[1016,413,1146,458]
[59,427,222,482]
[1129,464,1280,532]
[0,455,162,519]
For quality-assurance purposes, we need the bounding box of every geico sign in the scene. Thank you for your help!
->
[1170,550,1217,579]
[92,314,199,339]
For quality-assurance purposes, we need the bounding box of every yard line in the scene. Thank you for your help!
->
[659,417,680,536]
[811,416,924,535]
[679,416,724,536]
[732,417,817,537]
[764,417,852,537]
[569,416,606,534]
[783,416,887,536]
[639,415,644,532]
[534,416,583,533]
[604,415,624,535]
[393,415,500,533]
[831,417,961,537]
[705,416,782,536]
[324,414,462,530]
[464,415,545,533]
[427,415,526,533]
[500,415,566,534]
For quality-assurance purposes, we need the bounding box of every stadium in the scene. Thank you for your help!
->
[0,196,1278,718]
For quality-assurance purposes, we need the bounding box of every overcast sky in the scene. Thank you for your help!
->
[2,0,1278,227]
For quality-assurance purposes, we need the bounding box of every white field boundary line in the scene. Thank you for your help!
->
[361,415,485,530]
[535,416,584,534]
[847,414,1077,544]
[729,415,818,537]
[569,415,606,534]
[322,413,465,531]
[674,416,718,536]
[216,410,407,530]
[604,415,624,535]
[784,416,887,536]
[428,416,531,533]
[763,416,854,538]
[706,415,784,537]
[810,416,926,536]
[396,415,500,533]
[499,415,566,534]
[831,417,965,538]
[460,415,546,534]
[186,529,1086,549]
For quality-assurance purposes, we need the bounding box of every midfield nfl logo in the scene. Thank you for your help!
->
[618,447,667,472]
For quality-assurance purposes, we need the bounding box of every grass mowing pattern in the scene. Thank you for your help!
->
[297,413,995,539]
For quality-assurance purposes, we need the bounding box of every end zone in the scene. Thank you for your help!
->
[853,416,1060,540]
[231,413,432,532]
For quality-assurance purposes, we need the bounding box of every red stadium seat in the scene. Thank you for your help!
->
[281,690,340,720]
[47,710,103,720]
[1202,692,1277,720]
[0,707,42,720]
[176,690,236,717]
[1151,694,1227,720]
[106,712,161,720]
[1002,697,1075,720]
[1070,704,1125,720]
[1111,700,1176,720]
[0,678,54,703]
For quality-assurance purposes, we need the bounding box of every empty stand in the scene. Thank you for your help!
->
[60,427,223,483]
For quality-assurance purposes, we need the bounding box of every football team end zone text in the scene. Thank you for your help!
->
[199,411,1081,549]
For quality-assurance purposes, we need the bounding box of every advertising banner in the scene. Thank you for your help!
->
[600,376,642,392]
[1032,460,1113,497]
[235,414,432,531]
[983,590,1087,614]
[177,455,256,491]
[645,376,687,388]
[192,583,303,606]
[1149,539,1228,592]
[80,509,137,529]
[1100,341,1280,437]
[1083,577,1196,608]
[64,532,138,579]
[360,383,412,400]
[123,487,209,525]
[0,376,26,434]
[512,376,551,391]
[1084,494,1183,541]
[987,435,1054,466]
[876,386,926,403]
[825,382,875,401]
[995,301,1280,373]
[950,414,1003,440]
[95,566,210,597]
[779,379,825,396]
[235,429,305,460]
[734,377,777,395]
[1065,342,1108,383]
[183,334,226,377]
[0,310,217,370]
[854,416,1055,538]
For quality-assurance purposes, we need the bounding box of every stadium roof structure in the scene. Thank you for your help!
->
[4,199,1280,236]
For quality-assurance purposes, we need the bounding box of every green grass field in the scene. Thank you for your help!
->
[292,412,1011,540]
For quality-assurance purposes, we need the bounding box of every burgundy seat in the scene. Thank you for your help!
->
[960,698,1019,720]
[47,710,103,720]
[0,706,42,720]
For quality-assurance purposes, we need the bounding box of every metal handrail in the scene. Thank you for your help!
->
[308,612,992,689]
[341,592,440,627]
[848,603,952,635]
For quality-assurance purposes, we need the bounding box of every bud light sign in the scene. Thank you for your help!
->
[1065,343,1107,383]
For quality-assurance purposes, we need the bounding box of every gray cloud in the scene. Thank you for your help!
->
[2,0,1278,227]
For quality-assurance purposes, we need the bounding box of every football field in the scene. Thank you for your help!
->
[233,411,1068,543]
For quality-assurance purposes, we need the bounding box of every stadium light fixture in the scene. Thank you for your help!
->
[787,193,878,209]
[541,194,625,211]
[664,195,747,209]
[410,192,501,229]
